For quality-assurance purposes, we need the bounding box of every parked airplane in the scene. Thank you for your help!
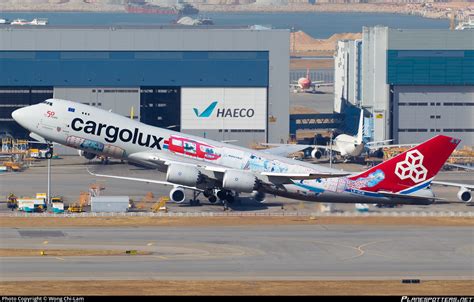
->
[290,68,332,93]
[12,99,464,206]
[267,110,400,160]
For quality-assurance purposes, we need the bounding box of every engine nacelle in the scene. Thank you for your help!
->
[222,170,258,193]
[372,148,385,159]
[166,164,203,187]
[457,188,472,203]
[252,190,266,202]
[170,187,186,203]
[78,150,96,160]
[311,148,322,159]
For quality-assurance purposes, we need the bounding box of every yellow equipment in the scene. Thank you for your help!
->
[7,193,17,210]
[152,197,169,213]
[67,203,83,213]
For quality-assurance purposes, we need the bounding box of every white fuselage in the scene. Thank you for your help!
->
[12,99,432,205]
[333,134,365,157]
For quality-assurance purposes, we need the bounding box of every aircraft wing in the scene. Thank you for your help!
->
[127,150,350,186]
[311,82,333,87]
[431,181,474,190]
[259,144,311,157]
[261,143,342,154]
[128,151,226,172]
[87,169,203,192]
[445,163,474,171]
[289,83,300,89]
[376,191,443,201]
[366,143,417,150]
[261,171,351,180]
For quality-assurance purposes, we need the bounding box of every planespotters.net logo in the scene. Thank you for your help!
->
[193,101,255,118]
[401,297,473,302]
[395,149,428,183]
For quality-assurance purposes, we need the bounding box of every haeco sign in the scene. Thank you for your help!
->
[181,88,266,130]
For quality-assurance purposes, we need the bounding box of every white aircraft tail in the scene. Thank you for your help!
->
[356,109,364,145]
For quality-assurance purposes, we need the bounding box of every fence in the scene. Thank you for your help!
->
[1,211,472,218]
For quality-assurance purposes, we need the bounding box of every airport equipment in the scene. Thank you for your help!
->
[355,203,369,212]
[89,183,105,198]
[317,203,334,213]
[7,193,17,210]
[67,203,83,213]
[2,161,24,172]
[91,196,130,213]
[51,196,64,213]
[152,197,169,213]
[17,198,46,212]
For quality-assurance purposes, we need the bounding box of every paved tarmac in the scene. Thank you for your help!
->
[0,156,472,213]
[1,225,473,281]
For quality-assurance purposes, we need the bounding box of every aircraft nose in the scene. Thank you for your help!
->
[12,106,32,129]
[12,107,26,122]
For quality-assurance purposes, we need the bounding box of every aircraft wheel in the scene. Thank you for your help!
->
[208,195,217,204]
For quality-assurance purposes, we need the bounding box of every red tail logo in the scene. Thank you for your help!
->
[350,135,460,193]
[395,149,427,183]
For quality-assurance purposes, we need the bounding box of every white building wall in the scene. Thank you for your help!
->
[361,26,390,142]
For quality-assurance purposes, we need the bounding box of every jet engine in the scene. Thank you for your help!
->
[78,150,96,160]
[252,190,266,202]
[169,187,186,203]
[166,164,203,187]
[457,188,472,203]
[222,170,259,193]
[311,148,322,159]
[372,148,384,159]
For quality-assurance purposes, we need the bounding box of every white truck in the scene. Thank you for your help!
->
[17,198,46,212]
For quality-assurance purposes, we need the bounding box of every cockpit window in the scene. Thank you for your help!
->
[42,101,53,106]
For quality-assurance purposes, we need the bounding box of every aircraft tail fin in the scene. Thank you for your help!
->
[349,135,460,194]
[356,109,364,145]
[306,68,310,81]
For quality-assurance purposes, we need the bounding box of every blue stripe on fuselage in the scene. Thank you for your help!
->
[398,180,432,194]
[293,182,325,193]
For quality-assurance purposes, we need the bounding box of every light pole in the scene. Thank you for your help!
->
[46,142,53,210]
[47,156,51,209]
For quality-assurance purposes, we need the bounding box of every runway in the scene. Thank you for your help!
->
[1,224,473,281]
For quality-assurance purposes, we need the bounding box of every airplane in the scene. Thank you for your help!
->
[290,68,332,94]
[265,110,406,160]
[12,98,467,207]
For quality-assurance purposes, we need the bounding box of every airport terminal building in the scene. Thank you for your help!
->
[0,26,290,147]
[335,26,474,147]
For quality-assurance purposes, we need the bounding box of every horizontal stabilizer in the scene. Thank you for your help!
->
[376,191,442,201]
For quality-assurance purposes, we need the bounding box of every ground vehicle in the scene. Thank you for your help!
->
[17,198,46,212]
[51,196,64,213]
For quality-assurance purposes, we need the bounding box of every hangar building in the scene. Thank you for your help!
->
[0,26,289,147]
[335,26,474,147]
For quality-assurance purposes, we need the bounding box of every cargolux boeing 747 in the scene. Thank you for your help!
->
[12,99,462,205]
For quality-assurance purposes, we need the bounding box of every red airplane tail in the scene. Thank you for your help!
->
[349,135,460,194]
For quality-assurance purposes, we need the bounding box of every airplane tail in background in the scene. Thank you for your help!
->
[306,68,310,81]
[349,135,460,194]
[356,109,364,145]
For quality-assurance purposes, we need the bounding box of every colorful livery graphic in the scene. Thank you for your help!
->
[164,135,221,161]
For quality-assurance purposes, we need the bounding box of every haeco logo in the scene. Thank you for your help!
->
[193,101,255,118]
[395,149,428,183]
